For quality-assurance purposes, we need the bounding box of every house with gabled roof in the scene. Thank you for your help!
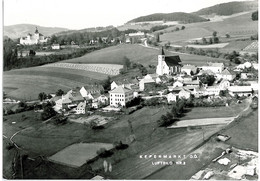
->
[156,47,182,76]
[182,65,197,75]
[216,69,236,81]
[200,62,224,73]
[75,102,86,114]
[219,79,231,90]
[80,85,104,98]
[167,93,177,103]
[109,85,133,107]
[178,88,192,99]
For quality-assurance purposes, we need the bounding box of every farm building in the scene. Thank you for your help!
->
[200,62,224,73]
[139,78,156,91]
[228,86,253,97]
[80,85,104,98]
[156,47,182,76]
[109,85,133,107]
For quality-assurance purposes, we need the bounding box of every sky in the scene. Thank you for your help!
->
[3,0,256,30]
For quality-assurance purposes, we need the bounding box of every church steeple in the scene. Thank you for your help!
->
[160,47,165,55]
[35,27,39,34]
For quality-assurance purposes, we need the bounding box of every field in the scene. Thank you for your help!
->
[63,44,228,66]
[220,109,258,151]
[48,143,114,167]
[3,66,108,100]
[160,11,258,44]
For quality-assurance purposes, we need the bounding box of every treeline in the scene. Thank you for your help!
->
[3,39,101,71]
[128,12,208,24]
[194,1,258,16]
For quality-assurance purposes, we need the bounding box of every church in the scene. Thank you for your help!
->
[156,47,182,76]
[20,27,49,45]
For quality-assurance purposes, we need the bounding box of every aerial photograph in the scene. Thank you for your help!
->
[2,0,258,180]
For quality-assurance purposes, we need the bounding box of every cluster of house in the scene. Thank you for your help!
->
[51,47,258,114]
[20,27,49,45]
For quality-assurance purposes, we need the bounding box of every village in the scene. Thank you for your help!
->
[3,1,259,179]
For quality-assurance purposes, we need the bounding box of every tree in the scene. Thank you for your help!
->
[199,74,216,86]
[155,33,160,42]
[213,36,219,43]
[226,34,230,38]
[41,105,57,120]
[29,50,36,56]
[202,37,207,45]
[102,76,111,92]
[209,38,213,44]
[38,92,47,101]
[56,89,64,96]
[252,11,258,21]
[213,31,217,37]
[122,56,131,70]
[175,27,180,31]
[181,26,185,30]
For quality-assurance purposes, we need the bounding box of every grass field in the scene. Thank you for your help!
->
[3,66,108,100]
[220,109,258,151]
[160,11,257,44]
[63,44,228,66]
[48,143,114,167]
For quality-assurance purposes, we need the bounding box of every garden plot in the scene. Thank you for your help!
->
[168,117,235,128]
[43,63,123,75]
[69,115,113,126]
[48,142,114,167]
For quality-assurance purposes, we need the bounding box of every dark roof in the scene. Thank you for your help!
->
[165,56,181,66]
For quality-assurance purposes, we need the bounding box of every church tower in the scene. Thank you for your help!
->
[156,47,165,75]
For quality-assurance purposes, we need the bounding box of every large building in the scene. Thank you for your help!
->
[156,47,182,76]
[20,27,49,45]
[109,85,133,107]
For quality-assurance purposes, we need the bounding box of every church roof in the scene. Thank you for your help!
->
[164,56,181,66]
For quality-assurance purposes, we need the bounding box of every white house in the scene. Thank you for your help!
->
[219,79,231,90]
[167,93,177,103]
[144,74,162,83]
[216,69,236,81]
[52,44,60,50]
[156,47,182,76]
[75,102,86,114]
[80,85,104,98]
[200,63,224,73]
[182,65,197,75]
[173,81,183,88]
[228,86,253,97]
[109,86,133,107]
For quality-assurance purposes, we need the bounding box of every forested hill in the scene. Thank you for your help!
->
[126,12,208,24]
[4,24,69,39]
[193,1,258,16]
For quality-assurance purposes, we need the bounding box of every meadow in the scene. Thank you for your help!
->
[160,11,258,44]
[3,66,108,100]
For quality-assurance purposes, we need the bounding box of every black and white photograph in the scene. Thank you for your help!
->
[2,0,259,180]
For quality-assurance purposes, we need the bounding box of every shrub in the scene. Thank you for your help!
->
[114,141,129,150]
[96,148,113,158]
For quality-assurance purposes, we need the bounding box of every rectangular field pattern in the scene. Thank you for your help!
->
[48,142,114,167]
[43,63,123,75]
